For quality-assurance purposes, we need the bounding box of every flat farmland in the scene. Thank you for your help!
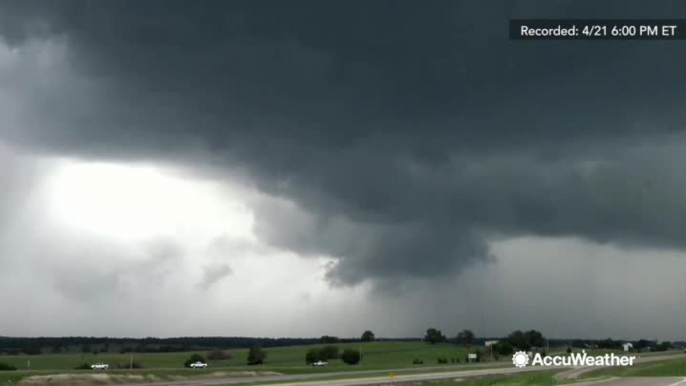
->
[0,341,506,385]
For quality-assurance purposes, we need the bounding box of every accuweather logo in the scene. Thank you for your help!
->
[512,350,636,368]
[512,351,530,367]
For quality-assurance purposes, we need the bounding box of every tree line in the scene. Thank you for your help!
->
[422,328,680,357]
[1,331,680,356]
[0,334,378,356]
[0,336,351,355]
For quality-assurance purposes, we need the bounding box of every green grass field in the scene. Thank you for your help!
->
[0,341,485,371]
[0,341,504,385]
[582,357,686,378]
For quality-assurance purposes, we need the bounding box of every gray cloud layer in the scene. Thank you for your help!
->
[2,0,686,290]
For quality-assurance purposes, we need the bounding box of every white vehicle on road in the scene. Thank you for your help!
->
[312,360,328,367]
[189,361,207,369]
[91,363,109,370]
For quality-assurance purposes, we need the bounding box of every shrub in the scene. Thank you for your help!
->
[74,362,91,370]
[437,357,448,364]
[412,358,423,365]
[207,350,231,360]
[566,347,572,354]
[494,341,515,356]
[247,347,266,365]
[0,362,17,371]
[184,354,206,368]
[341,349,361,365]
[306,348,322,364]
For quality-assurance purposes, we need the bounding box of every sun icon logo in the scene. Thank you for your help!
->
[512,351,530,368]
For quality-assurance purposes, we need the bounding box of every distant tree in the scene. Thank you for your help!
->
[341,349,361,365]
[456,330,475,347]
[81,344,92,353]
[51,346,63,354]
[320,336,340,344]
[102,343,110,353]
[597,338,621,350]
[635,340,652,350]
[655,342,673,352]
[505,330,546,351]
[493,341,515,356]
[566,347,572,354]
[473,349,483,362]
[305,348,322,364]
[361,330,375,342]
[525,330,545,348]
[424,328,447,345]
[247,346,267,365]
[184,354,207,368]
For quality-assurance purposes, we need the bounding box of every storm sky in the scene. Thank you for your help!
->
[2,0,686,341]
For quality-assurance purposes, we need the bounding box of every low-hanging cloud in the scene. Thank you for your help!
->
[1,0,686,292]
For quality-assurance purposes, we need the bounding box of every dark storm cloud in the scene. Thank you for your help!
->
[2,0,686,286]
